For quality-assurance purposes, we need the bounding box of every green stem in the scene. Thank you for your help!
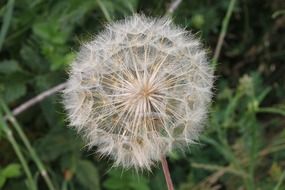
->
[212,0,236,68]
[0,100,56,190]
[248,115,257,190]
[274,170,285,190]
[96,0,112,22]
[0,0,15,51]
[0,115,37,190]
[256,107,285,116]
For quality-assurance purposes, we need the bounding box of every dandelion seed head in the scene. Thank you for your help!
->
[63,14,214,170]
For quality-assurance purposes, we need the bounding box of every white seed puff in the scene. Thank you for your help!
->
[63,14,214,170]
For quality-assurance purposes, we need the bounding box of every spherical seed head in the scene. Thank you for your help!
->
[63,14,214,170]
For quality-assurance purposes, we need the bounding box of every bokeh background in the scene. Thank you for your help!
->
[0,0,284,189]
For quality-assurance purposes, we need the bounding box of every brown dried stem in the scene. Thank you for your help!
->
[161,156,175,190]
[11,82,67,117]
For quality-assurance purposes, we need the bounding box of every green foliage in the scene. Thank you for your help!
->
[0,163,22,188]
[35,126,82,162]
[103,169,149,190]
[0,0,284,189]
[0,60,29,103]
[76,160,100,190]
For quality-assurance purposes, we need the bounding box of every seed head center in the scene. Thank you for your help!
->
[138,81,155,99]
[141,86,151,97]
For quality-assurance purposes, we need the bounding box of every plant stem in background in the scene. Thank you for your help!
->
[166,0,182,15]
[212,0,236,68]
[0,100,56,190]
[0,112,37,190]
[96,0,112,22]
[0,0,14,51]
[10,82,67,117]
[161,157,174,190]
[257,107,285,116]
[274,170,285,190]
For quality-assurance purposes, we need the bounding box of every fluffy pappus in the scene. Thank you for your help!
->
[63,14,214,170]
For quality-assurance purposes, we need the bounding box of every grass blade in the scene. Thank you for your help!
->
[0,100,56,190]
[0,0,15,51]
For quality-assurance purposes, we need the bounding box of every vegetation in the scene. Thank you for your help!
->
[0,0,284,189]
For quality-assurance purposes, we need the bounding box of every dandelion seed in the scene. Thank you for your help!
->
[63,14,214,170]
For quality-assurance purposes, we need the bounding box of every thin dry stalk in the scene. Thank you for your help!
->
[11,82,67,116]
[161,157,175,190]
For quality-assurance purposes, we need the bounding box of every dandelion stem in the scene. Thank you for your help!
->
[161,156,174,190]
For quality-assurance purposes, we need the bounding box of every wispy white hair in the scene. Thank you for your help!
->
[63,14,213,170]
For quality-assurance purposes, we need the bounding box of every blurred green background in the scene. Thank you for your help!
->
[0,0,284,189]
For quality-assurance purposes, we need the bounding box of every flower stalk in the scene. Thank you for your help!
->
[161,157,174,190]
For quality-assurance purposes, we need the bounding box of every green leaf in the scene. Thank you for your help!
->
[2,163,22,178]
[35,127,82,161]
[103,169,150,190]
[20,44,48,73]
[129,177,149,190]
[76,160,100,190]
[149,169,167,190]
[104,175,128,189]
[0,174,6,188]
[1,82,26,103]
[0,60,23,74]
[0,163,22,188]
[32,22,67,45]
